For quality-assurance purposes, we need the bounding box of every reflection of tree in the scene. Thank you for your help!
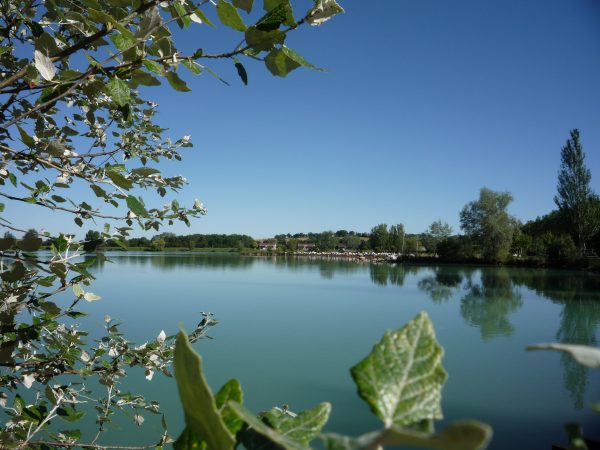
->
[417,267,464,303]
[369,264,423,287]
[511,269,600,409]
[555,299,600,409]
[460,268,523,340]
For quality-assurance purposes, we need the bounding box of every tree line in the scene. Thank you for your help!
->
[15,129,593,266]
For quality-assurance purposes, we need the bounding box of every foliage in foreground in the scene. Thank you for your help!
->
[0,0,344,447]
[173,311,493,450]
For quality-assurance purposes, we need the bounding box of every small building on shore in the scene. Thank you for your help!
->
[259,242,277,251]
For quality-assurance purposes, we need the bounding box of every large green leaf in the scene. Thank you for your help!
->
[106,170,133,190]
[106,77,130,106]
[322,422,492,450]
[233,0,253,13]
[167,71,192,92]
[256,1,294,30]
[126,195,149,218]
[263,403,331,446]
[265,48,301,77]
[215,379,244,435]
[216,0,247,31]
[245,26,284,52]
[527,343,600,368]
[281,46,323,71]
[228,402,304,450]
[351,311,447,428]
[174,331,235,450]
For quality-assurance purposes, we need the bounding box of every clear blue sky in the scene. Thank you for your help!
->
[9,0,600,238]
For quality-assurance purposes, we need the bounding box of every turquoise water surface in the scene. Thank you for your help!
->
[67,253,600,449]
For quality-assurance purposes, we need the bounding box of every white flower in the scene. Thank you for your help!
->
[156,330,166,344]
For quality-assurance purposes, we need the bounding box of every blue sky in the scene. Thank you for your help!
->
[8,0,600,238]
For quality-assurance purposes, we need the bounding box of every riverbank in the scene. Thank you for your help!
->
[241,250,600,272]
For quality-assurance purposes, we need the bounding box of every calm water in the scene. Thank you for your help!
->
[62,253,600,449]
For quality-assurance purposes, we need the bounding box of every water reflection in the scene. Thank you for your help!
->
[460,268,523,341]
[417,267,464,303]
[369,263,423,286]
[85,253,600,410]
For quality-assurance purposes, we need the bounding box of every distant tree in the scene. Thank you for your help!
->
[82,230,102,252]
[423,220,452,254]
[345,234,362,250]
[335,229,349,237]
[23,228,38,240]
[150,238,166,252]
[404,235,418,254]
[389,224,405,253]
[554,129,600,253]
[316,231,337,251]
[460,188,518,262]
[369,224,389,252]
[287,238,298,252]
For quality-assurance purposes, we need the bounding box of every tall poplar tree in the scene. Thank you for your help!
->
[554,129,599,253]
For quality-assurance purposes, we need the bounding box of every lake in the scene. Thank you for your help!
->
[69,253,600,449]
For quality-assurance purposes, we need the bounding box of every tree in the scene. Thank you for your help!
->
[554,129,600,253]
[0,0,344,448]
[389,223,405,253]
[423,220,452,255]
[460,188,518,262]
[83,229,102,252]
[369,223,389,252]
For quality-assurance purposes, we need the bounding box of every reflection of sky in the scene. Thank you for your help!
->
[49,254,600,449]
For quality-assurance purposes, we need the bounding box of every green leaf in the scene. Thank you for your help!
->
[245,26,284,52]
[215,379,244,435]
[281,46,323,71]
[166,71,192,92]
[322,422,492,450]
[174,427,207,450]
[190,8,213,27]
[263,403,331,446]
[110,32,137,51]
[174,331,235,450]
[17,126,36,148]
[234,59,248,85]
[172,0,192,28]
[90,185,107,198]
[527,343,600,368]
[143,59,165,75]
[130,70,161,87]
[233,0,253,13]
[216,0,247,31]
[72,284,84,298]
[182,60,202,75]
[265,48,300,77]
[126,195,149,217]
[106,77,130,106]
[106,171,133,190]
[132,167,161,176]
[351,311,447,428]
[228,402,304,450]
[256,1,294,30]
